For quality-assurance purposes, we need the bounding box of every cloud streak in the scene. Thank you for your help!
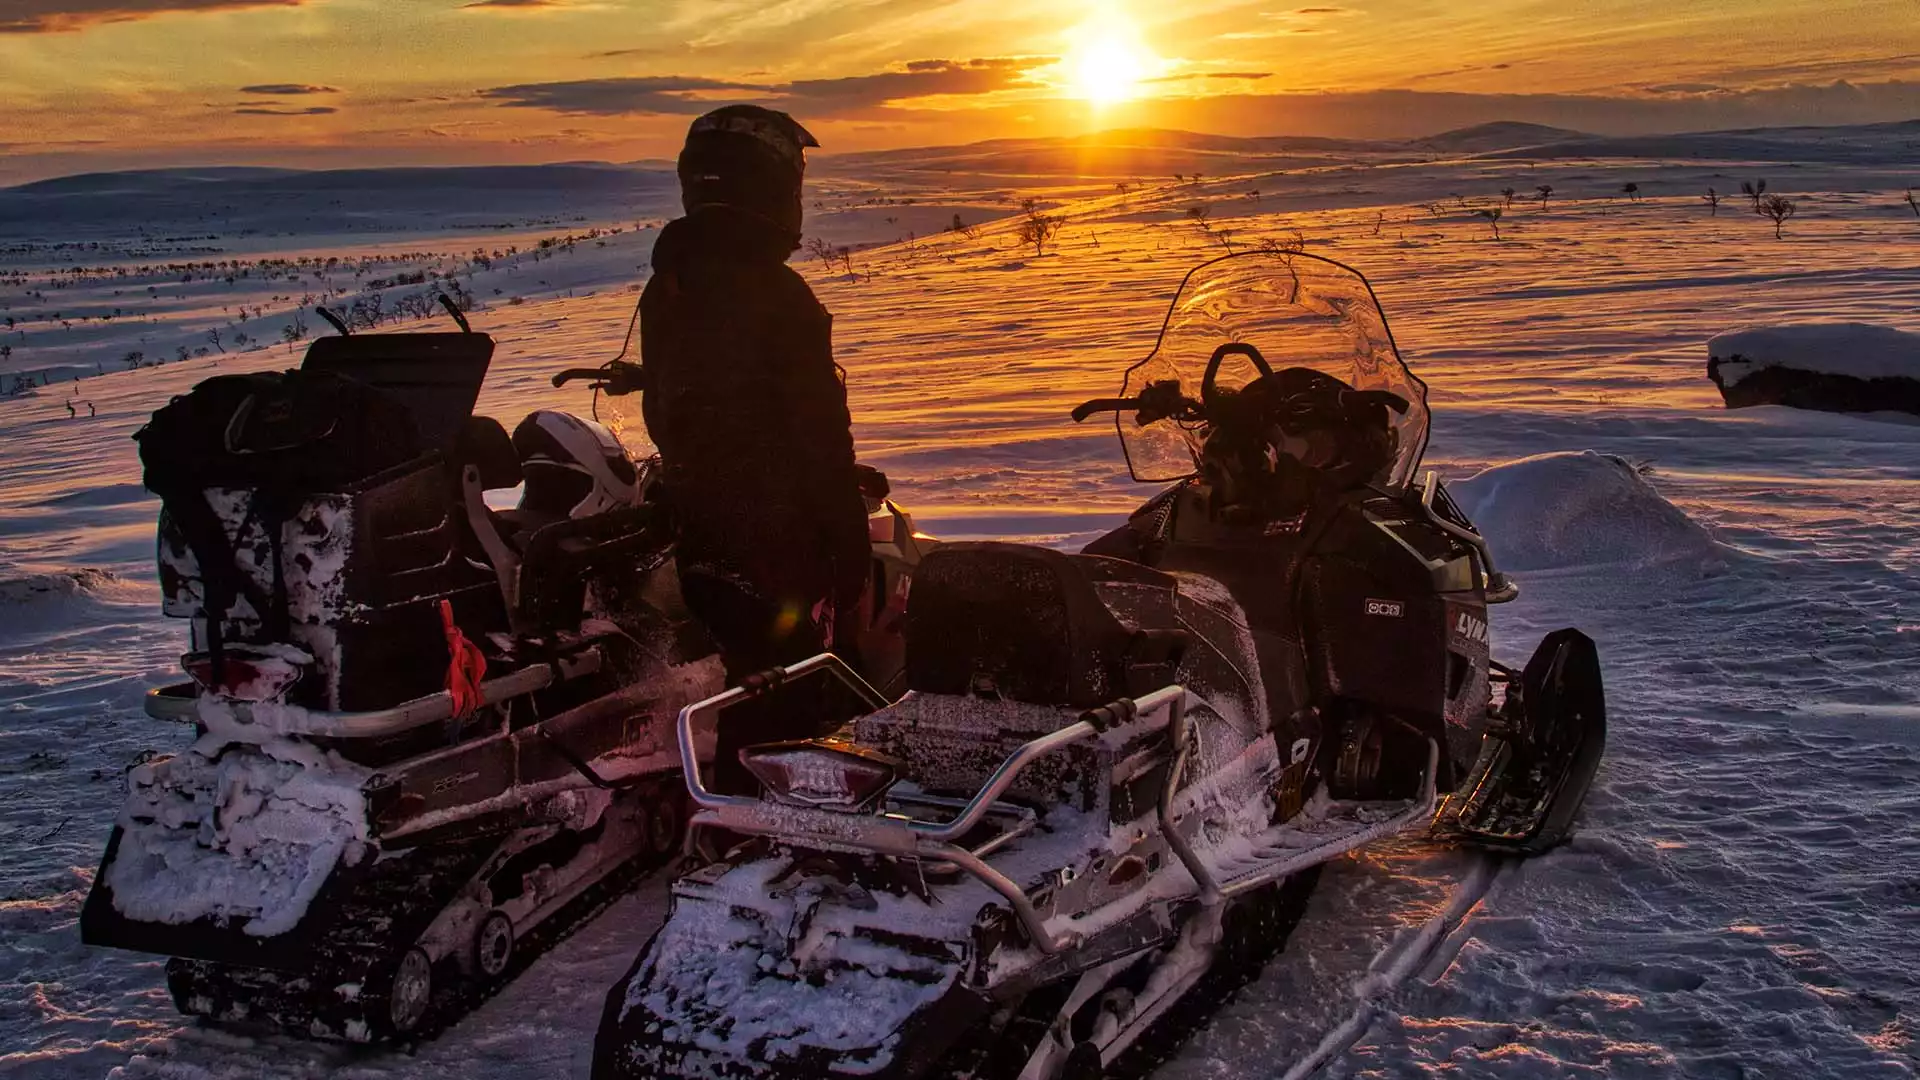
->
[239,83,339,95]
[480,58,1048,117]
[0,0,304,33]
[233,105,337,115]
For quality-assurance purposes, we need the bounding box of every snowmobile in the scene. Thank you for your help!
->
[593,252,1607,1079]
[80,300,930,1043]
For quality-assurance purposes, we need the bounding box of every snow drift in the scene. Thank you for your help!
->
[1449,451,1721,572]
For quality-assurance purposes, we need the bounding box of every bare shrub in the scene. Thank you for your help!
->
[1535,184,1554,210]
[1621,182,1640,201]
[1757,193,1797,238]
[804,236,836,271]
[1501,187,1517,209]
[1016,203,1063,256]
[1906,187,1918,217]
[1741,178,1768,212]
[1476,206,1504,240]
[1703,187,1722,215]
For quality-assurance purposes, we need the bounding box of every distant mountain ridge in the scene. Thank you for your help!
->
[6,117,1915,196]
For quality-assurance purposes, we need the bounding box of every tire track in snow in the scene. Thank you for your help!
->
[1277,853,1511,1080]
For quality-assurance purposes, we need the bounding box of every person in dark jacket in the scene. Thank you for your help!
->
[640,104,871,793]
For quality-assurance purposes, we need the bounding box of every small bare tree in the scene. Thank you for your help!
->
[1757,193,1797,238]
[1501,187,1517,209]
[1740,178,1767,212]
[206,327,225,353]
[1621,182,1640,201]
[1536,184,1554,210]
[1703,187,1722,215]
[1476,206,1504,240]
[1215,227,1238,253]
[1016,205,1062,256]
[805,236,836,271]
[1906,187,1918,217]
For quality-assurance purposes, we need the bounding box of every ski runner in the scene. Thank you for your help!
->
[640,105,871,795]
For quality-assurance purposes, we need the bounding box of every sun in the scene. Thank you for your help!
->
[1068,21,1155,105]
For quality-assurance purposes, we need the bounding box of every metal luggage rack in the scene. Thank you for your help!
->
[681,654,1442,955]
[679,654,1223,955]
[141,647,603,738]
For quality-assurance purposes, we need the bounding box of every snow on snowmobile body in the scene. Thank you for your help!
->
[593,253,1608,1079]
[78,324,927,1043]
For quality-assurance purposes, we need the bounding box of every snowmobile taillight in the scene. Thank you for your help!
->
[740,739,902,812]
[183,648,306,702]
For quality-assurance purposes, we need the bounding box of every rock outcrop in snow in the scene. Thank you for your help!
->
[1707,323,1920,416]
[1449,451,1721,572]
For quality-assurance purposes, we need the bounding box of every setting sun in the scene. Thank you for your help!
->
[1068,22,1156,105]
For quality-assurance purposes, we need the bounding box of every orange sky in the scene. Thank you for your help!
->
[0,0,1916,181]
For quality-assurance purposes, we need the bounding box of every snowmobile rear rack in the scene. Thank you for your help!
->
[677,664,1440,958]
[679,660,1206,954]
[141,646,603,736]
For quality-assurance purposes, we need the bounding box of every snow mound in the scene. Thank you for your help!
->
[1450,451,1721,572]
[0,567,122,605]
[1708,323,1920,387]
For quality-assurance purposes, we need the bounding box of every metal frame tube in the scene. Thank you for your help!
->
[142,648,601,736]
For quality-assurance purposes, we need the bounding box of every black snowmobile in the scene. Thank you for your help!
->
[592,252,1607,1079]
[79,302,929,1043]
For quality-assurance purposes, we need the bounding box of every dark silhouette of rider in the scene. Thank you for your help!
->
[640,105,870,793]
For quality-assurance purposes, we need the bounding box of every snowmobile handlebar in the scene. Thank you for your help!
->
[551,360,649,396]
[1071,380,1204,426]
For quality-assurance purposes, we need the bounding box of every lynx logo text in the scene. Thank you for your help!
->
[1455,612,1489,645]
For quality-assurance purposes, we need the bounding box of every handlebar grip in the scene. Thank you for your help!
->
[1072,397,1139,423]
[552,368,609,388]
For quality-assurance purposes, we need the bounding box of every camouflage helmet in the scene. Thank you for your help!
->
[678,104,820,237]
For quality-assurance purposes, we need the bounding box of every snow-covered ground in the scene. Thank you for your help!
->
[3,124,1918,1078]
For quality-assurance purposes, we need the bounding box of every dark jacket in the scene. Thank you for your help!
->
[640,206,869,612]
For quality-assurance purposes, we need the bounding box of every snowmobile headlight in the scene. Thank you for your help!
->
[740,739,902,812]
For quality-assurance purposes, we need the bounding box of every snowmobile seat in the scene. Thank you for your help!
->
[905,542,1186,710]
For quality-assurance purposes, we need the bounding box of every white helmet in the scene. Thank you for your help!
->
[512,410,639,519]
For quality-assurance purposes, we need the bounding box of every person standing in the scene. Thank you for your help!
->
[640,105,870,793]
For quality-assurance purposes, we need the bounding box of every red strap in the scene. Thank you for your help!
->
[440,599,488,720]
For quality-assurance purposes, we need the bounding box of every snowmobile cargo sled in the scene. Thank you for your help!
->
[593,253,1606,1079]
[81,307,931,1043]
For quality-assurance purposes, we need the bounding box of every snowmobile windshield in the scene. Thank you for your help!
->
[1117,252,1429,488]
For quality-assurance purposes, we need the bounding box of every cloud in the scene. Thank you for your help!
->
[1146,71,1274,85]
[784,58,1045,110]
[0,0,304,33]
[479,76,775,116]
[239,83,339,95]
[234,105,337,115]
[481,58,1049,118]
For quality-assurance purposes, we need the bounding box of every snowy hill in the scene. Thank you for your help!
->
[1413,120,1591,153]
